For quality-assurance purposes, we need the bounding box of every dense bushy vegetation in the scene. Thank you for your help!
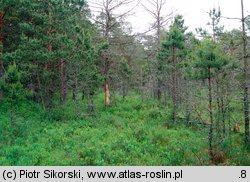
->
[0,94,249,166]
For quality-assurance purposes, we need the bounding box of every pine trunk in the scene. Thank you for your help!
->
[215,70,221,134]
[156,18,161,101]
[221,78,226,137]
[72,73,77,101]
[47,3,54,109]
[59,59,66,105]
[47,42,54,109]
[172,47,177,124]
[104,47,111,106]
[49,76,54,109]
[208,66,214,157]
[91,97,95,113]
[241,0,249,148]
[72,87,76,101]
[37,74,46,111]
[105,79,110,107]
[87,94,90,113]
[157,79,162,101]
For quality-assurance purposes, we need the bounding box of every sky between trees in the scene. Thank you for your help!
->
[89,0,250,34]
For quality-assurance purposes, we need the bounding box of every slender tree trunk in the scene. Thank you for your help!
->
[212,16,222,137]
[141,69,144,102]
[105,78,110,106]
[82,90,85,100]
[72,73,77,101]
[0,11,5,98]
[103,6,111,107]
[47,2,54,109]
[157,78,162,101]
[208,66,214,158]
[156,16,162,100]
[87,94,90,113]
[172,47,177,124]
[225,81,232,139]
[122,81,126,101]
[91,95,95,112]
[104,51,111,106]
[37,74,46,111]
[163,83,166,105]
[72,87,76,101]
[221,77,226,137]
[49,73,54,109]
[228,102,232,144]
[215,70,221,134]
[241,0,249,148]
[59,59,66,105]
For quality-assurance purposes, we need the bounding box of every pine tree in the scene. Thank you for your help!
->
[193,39,228,160]
[1,0,91,110]
[208,7,225,135]
[69,25,101,113]
[241,0,249,148]
[91,0,134,107]
[0,0,24,98]
[0,64,24,123]
[158,15,187,124]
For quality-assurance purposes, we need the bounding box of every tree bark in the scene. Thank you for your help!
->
[208,66,214,158]
[241,0,249,148]
[91,96,95,112]
[37,74,46,111]
[172,47,177,124]
[105,78,111,106]
[104,2,111,107]
[215,70,221,134]
[156,10,161,100]
[221,77,226,137]
[47,3,54,109]
[59,59,66,105]
[48,70,54,109]
[87,93,90,113]
[72,73,77,101]
[72,87,76,101]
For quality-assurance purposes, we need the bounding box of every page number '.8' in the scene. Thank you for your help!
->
[240,170,247,179]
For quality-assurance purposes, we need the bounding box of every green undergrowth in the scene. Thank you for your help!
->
[0,94,248,166]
